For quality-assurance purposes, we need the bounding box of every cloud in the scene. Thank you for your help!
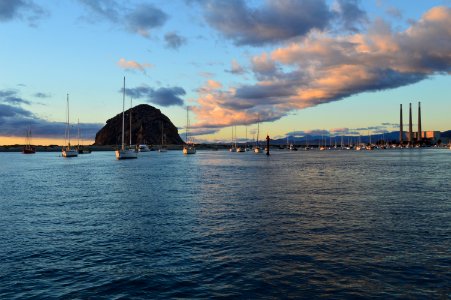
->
[190,128,220,136]
[117,58,153,73]
[198,0,368,46]
[33,92,51,98]
[200,0,331,46]
[164,32,187,49]
[77,1,167,38]
[124,86,185,107]
[0,103,33,118]
[0,89,31,105]
[385,6,402,19]
[332,0,368,32]
[251,53,278,78]
[125,3,168,37]
[77,0,120,22]
[192,6,451,129]
[0,0,47,25]
[228,59,246,75]
[0,102,102,139]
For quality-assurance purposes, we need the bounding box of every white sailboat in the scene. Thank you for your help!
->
[62,94,78,158]
[115,77,138,160]
[183,106,196,154]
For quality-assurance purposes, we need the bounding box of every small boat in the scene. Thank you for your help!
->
[139,144,151,152]
[62,94,78,158]
[183,106,196,154]
[254,147,262,153]
[22,128,36,154]
[289,144,297,151]
[236,146,245,152]
[115,77,137,160]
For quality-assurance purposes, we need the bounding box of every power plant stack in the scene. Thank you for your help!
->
[399,104,403,144]
[399,102,424,146]
[417,101,422,143]
[408,103,413,145]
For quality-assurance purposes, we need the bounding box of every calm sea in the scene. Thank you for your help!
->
[1,149,450,298]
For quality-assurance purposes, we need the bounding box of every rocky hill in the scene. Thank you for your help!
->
[94,104,184,145]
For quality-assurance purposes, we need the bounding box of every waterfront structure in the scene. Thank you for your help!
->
[408,103,413,145]
[418,102,422,143]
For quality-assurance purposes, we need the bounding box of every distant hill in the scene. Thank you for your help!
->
[271,131,402,146]
[272,130,451,145]
[441,130,451,138]
[94,104,184,145]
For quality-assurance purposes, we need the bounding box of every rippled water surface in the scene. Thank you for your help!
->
[1,149,450,298]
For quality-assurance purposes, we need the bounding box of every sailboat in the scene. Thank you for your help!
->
[62,94,78,158]
[245,125,251,151]
[22,128,36,154]
[253,117,262,153]
[236,126,245,152]
[183,106,196,154]
[159,121,168,152]
[229,125,236,152]
[115,77,138,159]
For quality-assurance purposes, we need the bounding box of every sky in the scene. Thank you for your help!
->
[0,0,450,145]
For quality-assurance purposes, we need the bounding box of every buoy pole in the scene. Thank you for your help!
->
[266,134,270,156]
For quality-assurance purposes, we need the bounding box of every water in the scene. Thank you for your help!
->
[1,149,450,298]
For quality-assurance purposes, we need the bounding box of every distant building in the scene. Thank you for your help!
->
[417,131,441,142]
[399,131,440,143]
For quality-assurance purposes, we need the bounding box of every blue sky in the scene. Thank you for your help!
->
[0,0,450,144]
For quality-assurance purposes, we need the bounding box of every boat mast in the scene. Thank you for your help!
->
[161,121,164,146]
[122,77,125,150]
[186,106,189,143]
[256,117,260,146]
[67,93,71,147]
[77,118,80,148]
[129,98,132,147]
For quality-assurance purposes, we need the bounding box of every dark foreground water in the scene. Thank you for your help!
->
[1,149,450,299]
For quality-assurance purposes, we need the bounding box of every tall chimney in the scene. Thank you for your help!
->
[417,101,422,142]
[409,102,413,145]
[400,104,403,144]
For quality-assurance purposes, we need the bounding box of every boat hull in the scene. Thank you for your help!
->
[254,147,262,153]
[115,149,138,159]
[183,147,196,154]
[22,148,36,154]
[62,149,78,157]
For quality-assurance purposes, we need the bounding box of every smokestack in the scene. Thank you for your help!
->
[418,101,422,142]
[409,103,413,145]
[400,104,403,144]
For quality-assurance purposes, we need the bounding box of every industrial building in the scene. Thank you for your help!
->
[399,102,441,144]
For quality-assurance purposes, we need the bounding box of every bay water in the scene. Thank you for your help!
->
[1,149,450,298]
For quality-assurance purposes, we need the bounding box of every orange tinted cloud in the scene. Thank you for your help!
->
[117,58,153,72]
[192,6,451,130]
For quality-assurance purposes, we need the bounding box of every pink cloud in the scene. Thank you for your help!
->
[192,6,451,131]
[117,58,153,73]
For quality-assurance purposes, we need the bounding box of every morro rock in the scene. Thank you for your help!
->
[94,104,184,146]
